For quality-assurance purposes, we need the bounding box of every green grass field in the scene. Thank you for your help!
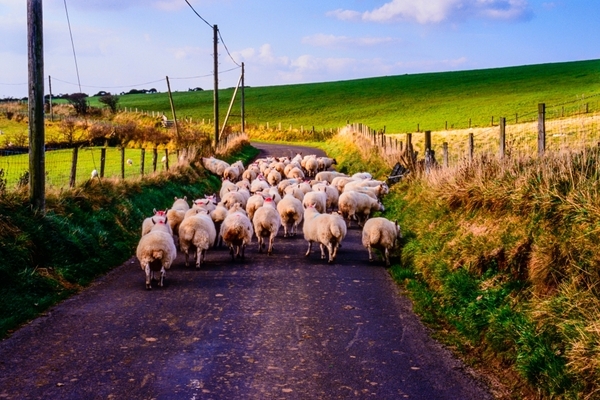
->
[95,59,600,133]
[0,147,179,189]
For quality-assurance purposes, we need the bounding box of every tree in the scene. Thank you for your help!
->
[65,93,89,115]
[99,93,120,114]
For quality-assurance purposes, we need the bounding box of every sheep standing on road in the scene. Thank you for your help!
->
[252,197,281,255]
[141,209,171,237]
[220,203,254,260]
[136,220,177,289]
[338,191,385,228]
[178,208,217,269]
[167,197,190,242]
[361,217,402,267]
[302,205,346,263]
[277,193,304,237]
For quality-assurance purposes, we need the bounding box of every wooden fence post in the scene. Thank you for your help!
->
[424,130,432,154]
[69,147,78,188]
[140,148,145,176]
[442,142,448,168]
[406,133,412,152]
[100,148,106,178]
[152,148,158,172]
[538,103,546,157]
[120,147,125,179]
[164,149,169,170]
[468,132,474,162]
[499,117,506,159]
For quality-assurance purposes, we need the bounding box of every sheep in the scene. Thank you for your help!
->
[202,156,230,176]
[277,178,300,196]
[210,203,229,247]
[286,166,305,180]
[266,168,282,186]
[283,185,305,202]
[250,175,270,194]
[167,196,190,239]
[141,209,171,237]
[136,220,177,289]
[221,190,247,210]
[284,162,302,178]
[338,190,385,227]
[245,193,266,221]
[302,190,327,214]
[331,176,357,193]
[252,197,282,255]
[343,179,388,193]
[220,203,254,260]
[178,208,217,269]
[352,172,372,180]
[315,170,346,184]
[313,182,340,212]
[219,179,238,200]
[192,195,217,212]
[302,156,319,178]
[277,193,304,237]
[361,217,402,267]
[317,156,337,171]
[222,165,240,182]
[302,205,346,263]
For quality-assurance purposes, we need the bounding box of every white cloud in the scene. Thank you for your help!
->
[302,34,396,48]
[329,0,533,24]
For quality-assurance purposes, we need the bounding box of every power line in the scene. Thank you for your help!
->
[63,0,82,93]
[218,30,241,67]
[184,0,213,28]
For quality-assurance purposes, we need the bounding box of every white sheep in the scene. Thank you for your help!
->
[136,220,177,289]
[277,193,304,237]
[338,190,385,227]
[167,196,190,239]
[361,217,402,267]
[220,203,254,260]
[219,179,238,200]
[315,170,346,183]
[252,197,281,255]
[245,193,266,221]
[141,209,170,237]
[221,190,247,210]
[302,190,327,214]
[266,168,282,186]
[222,165,240,182]
[313,182,340,212]
[178,208,217,269]
[317,156,337,171]
[302,156,319,178]
[302,205,346,263]
[210,203,229,247]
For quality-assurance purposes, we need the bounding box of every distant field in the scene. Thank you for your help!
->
[0,147,179,189]
[93,59,600,134]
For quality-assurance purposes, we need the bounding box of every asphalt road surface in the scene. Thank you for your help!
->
[0,143,493,399]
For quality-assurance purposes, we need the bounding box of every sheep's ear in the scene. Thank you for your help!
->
[183,196,187,200]
[153,208,157,214]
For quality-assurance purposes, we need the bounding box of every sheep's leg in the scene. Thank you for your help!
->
[305,241,312,257]
[267,233,275,255]
[241,244,246,260]
[257,236,263,253]
[319,243,327,260]
[159,266,166,287]
[325,242,335,263]
[384,248,390,267]
[331,242,339,262]
[144,264,152,290]
[195,248,202,269]
[367,245,374,262]
[229,245,235,260]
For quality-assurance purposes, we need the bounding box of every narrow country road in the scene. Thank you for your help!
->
[0,143,493,399]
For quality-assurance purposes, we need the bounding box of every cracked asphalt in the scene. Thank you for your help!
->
[0,143,493,400]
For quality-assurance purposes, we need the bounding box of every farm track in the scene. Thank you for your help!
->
[0,143,493,399]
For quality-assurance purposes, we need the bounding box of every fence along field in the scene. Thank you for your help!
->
[0,89,598,191]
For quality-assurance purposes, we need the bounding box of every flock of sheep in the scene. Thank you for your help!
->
[136,152,402,289]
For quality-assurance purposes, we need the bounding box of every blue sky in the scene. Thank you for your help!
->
[0,0,598,98]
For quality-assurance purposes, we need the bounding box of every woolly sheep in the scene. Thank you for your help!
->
[286,166,305,180]
[167,196,190,239]
[266,168,282,186]
[178,208,217,269]
[302,156,319,178]
[315,171,346,184]
[331,176,357,193]
[136,220,177,289]
[277,193,304,237]
[313,182,340,212]
[221,190,247,210]
[361,217,402,267]
[141,209,171,237]
[338,190,385,227]
[219,179,238,200]
[245,193,266,221]
[220,203,254,260]
[302,190,327,214]
[222,165,240,182]
[250,175,270,194]
[210,203,228,247]
[252,197,281,255]
[343,179,388,193]
[317,156,337,171]
[302,205,346,263]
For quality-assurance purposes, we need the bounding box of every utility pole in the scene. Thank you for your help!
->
[165,76,180,142]
[28,0,45,211]
[213,24,219,146]
[241,62,245,134]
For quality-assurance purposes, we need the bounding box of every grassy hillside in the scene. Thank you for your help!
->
[100,59,600,133]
